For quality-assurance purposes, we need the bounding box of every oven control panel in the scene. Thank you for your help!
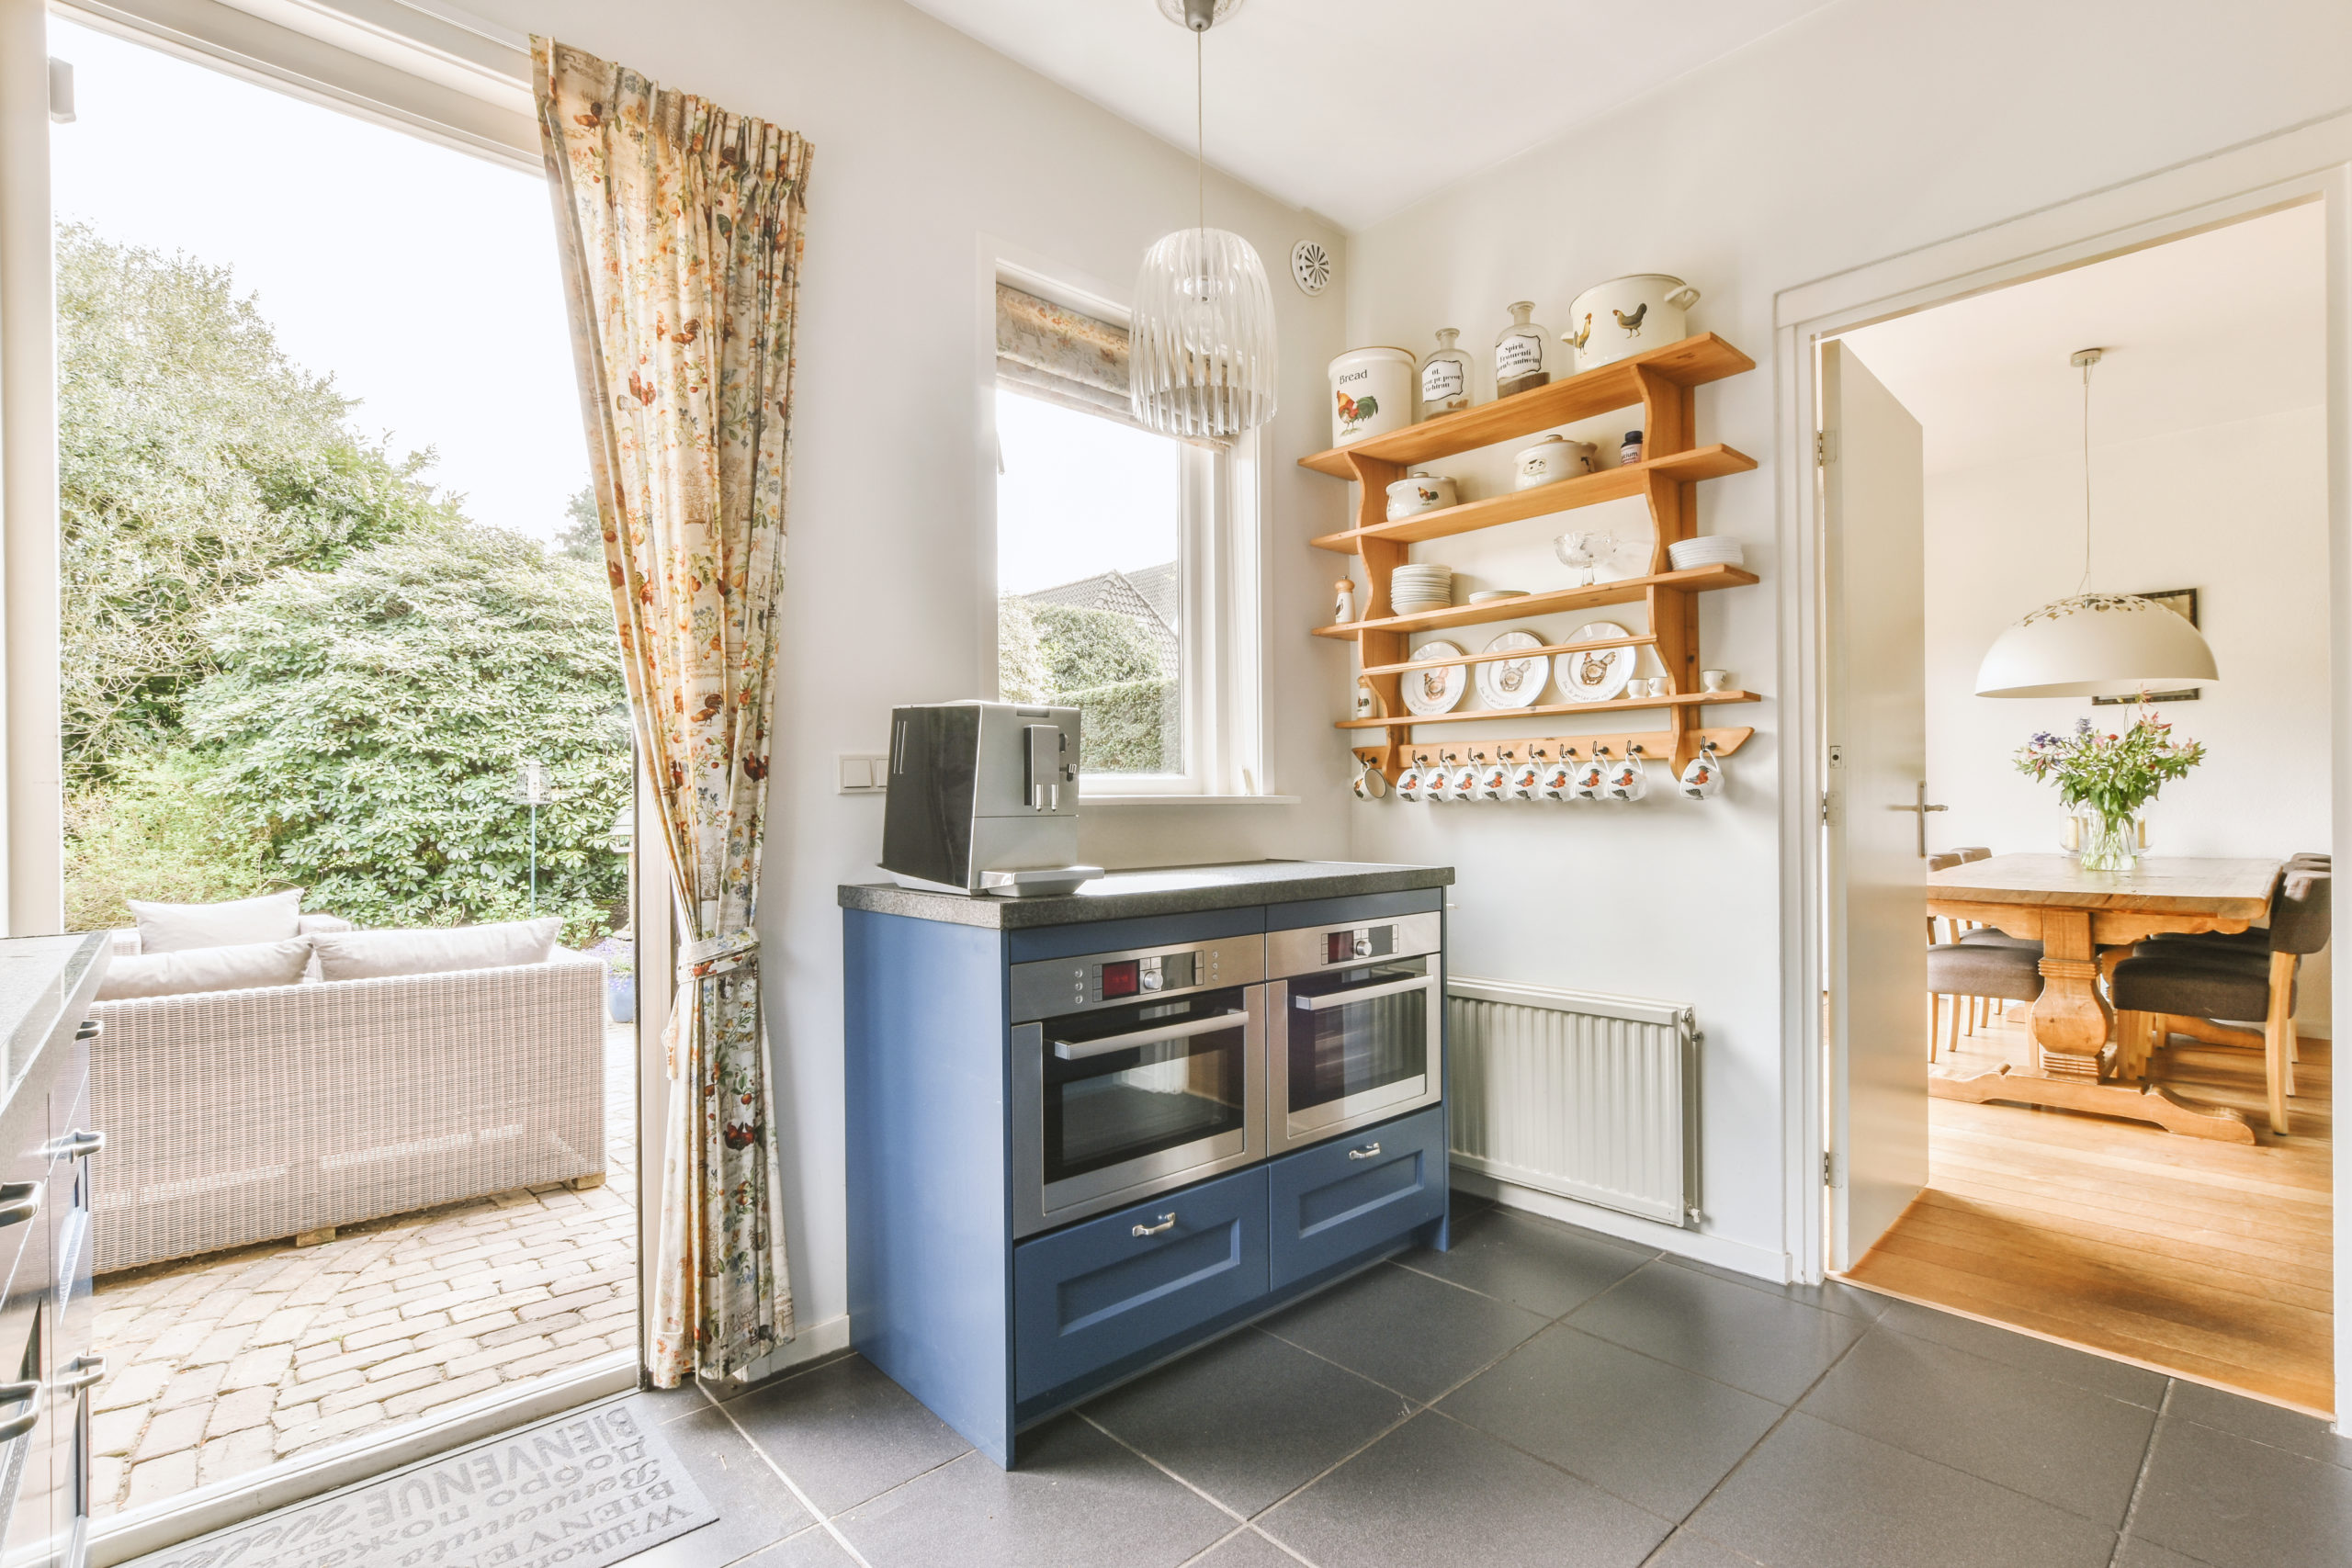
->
[1267,909,1442,978]
[1011,937,1267,1023]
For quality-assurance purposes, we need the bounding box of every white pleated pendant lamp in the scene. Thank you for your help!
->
[1130,0,1277,441]
[1974,349,2219,698]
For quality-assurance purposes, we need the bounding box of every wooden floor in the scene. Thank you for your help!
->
[1844,1010,2335,1417]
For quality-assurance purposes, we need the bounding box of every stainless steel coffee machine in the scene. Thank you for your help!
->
[880,701,1102,897]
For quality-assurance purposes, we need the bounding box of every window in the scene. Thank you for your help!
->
[992,279,1261,796]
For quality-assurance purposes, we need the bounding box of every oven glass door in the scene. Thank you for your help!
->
[1279,956,1437,1141]
[1041,986,1254,1191]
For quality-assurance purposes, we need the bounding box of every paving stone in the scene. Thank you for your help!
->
[446,1337,557,1379]
[93,1360,173,1414]
[187,1325,256,1366]
[344,1367,443,1409]
[90,1456,126,1510]
[271,1401,321,1432]
[345,1314,435,1352]
[205,1386,275,1439]
[125,1450,198,1509]
[274,1404,384,1453]
[221,1344,295,1391]
[246,1308,316,1347]
[288,1368,368,1404]
[387,1371,500,1419]
[196,1424,277,1487]
[133,1402,209,1461]
[92,1406,145,1458]
[158,1363,228,1409]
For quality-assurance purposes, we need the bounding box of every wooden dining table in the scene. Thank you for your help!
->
[1926,853,2278,1143]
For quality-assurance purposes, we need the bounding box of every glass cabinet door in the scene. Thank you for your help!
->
[1041,987,1252,1188]
[1280,957,1437,1136]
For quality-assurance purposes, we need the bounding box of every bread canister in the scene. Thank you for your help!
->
[1513,434,1596,490]
[1564,275,1702,370]
[1329,346,1416,446]
[1385,470,1458,519]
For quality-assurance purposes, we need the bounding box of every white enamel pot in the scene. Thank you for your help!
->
[1563,275,1702,370]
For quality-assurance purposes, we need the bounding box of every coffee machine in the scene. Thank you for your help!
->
[879,701,1102,897]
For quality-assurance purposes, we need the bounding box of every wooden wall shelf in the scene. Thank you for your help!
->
[1297,333,1754,478]
[1311,445,1754,553]
[1300,332,1763,779]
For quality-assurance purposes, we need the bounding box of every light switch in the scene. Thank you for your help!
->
[837,755,888,795]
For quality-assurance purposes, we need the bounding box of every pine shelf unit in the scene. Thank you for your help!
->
[1299,332,1760,779]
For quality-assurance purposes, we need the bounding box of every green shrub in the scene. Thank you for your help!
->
[62,750,269,932]
[1062,675,1178,773]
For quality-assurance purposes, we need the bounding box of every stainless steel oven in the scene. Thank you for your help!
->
[1010,936,1265,1237]
[1266,911,1442,1152]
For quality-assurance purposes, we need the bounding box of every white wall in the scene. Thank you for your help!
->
[1925,408,2333,1022]
[461,0,1353,1351]
[1343,0,2352,1276]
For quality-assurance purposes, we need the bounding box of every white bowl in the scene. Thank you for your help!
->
[1668,538,1744,570]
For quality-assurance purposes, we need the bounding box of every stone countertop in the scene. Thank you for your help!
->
[838,860,1453,931]
[0,932,107,1095]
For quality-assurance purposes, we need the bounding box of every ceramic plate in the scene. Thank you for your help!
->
[1554,622,1635,704]
[1403,640,1467,716]
[1475,631,1547,709]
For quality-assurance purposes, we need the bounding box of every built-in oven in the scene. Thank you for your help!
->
[1266,910,1442,1153]
[1010,936,1265,1237]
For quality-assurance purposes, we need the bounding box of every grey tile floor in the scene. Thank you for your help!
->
[626,1193,2352,1568]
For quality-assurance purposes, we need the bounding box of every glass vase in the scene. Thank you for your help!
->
[2079,813,2139,874]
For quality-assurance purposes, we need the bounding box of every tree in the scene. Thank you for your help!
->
[55,222,462,784]
[61,750,266,932]
[994,599,1174,772]
[184,528,632,940]
[558,482,604,563]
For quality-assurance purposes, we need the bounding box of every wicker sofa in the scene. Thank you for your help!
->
[90,928,607,1273]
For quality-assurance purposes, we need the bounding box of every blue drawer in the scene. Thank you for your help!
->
[1268,1106,1446,1289]
[1013,1166,1269,1401]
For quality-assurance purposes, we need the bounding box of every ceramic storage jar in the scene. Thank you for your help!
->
[1329,346,1416,446]
[1565,275,1701,370]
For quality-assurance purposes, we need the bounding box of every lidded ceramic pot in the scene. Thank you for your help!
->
[1494,301,1552,398]
[1328,346,1416,446]
[1385,470,1458,519]
[1564,275,1701,370]
[1419,328,1474,418]
[1513,434,1597,490]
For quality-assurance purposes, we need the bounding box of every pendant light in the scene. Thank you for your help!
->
[1973,348,2219,698]
[1128,0,1278,440]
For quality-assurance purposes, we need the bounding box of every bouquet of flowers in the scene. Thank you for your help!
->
[2013,709,2204,871]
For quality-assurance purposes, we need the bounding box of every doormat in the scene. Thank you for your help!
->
[127,1397,716,1568]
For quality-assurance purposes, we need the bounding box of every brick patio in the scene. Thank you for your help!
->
[90,1021,639,1517]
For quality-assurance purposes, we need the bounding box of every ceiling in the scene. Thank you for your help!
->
[901,0,1837,231]
[1841,204,2325,477]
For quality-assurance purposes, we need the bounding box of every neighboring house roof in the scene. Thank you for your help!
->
[1023,565,1180,675]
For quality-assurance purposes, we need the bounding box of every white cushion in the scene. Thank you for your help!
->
[127,889,303,955]
[97,938,313,1000]
[311,919,562,982]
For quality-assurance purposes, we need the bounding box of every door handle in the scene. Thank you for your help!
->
[1053,1012,1244,1061]
[0,1183,40,1229]
[58,1129,105,1160]
[0,1382,40,1443]
[1130,1213,1177,1237]
[1887,781,1949,858]
[55,1356,104,1394]
[1295,974,1434,1011]
[1346,1143,1382,1160]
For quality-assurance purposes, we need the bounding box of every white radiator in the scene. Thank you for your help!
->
[1447,977,1700,1227]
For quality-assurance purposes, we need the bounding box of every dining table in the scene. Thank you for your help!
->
[1925,852,2278,1143]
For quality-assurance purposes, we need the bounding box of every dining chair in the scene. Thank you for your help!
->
[2110,866,2330,1136]
[1927,939,2043,1066]
[1925,852,1963,1058]
[1943,845,2041,1030]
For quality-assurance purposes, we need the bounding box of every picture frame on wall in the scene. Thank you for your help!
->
[2090,588,2201,705]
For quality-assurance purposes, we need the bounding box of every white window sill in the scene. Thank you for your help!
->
[1082,794,1302,806]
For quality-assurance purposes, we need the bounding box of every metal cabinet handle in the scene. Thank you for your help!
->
[0,1382,40,1443]
[74,1020,102,1042]
[0,1183,40,1229]
[1295,974,1435,1011]
[1347,1143,1382,1160]
[56,1356,104,1394]
[1054,1011,1245,1062]
[1130,1213,1176,1237]
[59,1130,105,1160]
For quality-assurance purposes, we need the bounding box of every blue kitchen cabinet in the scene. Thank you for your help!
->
[842,863,1453,1468]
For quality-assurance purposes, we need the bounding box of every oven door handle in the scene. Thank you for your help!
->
[1293,974,1436,1011]
[1051,1010,1248,1061]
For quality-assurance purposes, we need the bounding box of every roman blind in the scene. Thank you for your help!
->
[994,282,1142,429]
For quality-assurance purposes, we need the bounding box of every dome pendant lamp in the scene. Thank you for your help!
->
[1129,0,1277,441]
[1973,348,2219,698]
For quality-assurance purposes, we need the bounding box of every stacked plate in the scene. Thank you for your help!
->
[1668,536,1746,571]
[1390,564,1453,615]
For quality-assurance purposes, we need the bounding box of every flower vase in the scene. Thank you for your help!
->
[2079,814,2139,874]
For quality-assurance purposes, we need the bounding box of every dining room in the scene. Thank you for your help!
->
[1826,203,2335,1417]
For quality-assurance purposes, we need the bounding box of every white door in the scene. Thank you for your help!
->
[1821,340,1929,1269]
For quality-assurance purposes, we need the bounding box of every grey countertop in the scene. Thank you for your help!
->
[0,932,107,1095]
[838,859,1453,930]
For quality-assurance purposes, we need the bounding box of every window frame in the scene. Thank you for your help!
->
[985,260,1265,801]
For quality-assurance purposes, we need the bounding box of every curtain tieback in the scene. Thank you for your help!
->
[677,930,761,983]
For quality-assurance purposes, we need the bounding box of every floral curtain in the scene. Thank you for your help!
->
[533,39,810,1385]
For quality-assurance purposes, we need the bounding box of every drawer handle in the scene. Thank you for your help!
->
[0,1183,39,1229]
[1347,1143,1383,1161]
[74,1020,102,1042]
[56,1356,104,1394]
[1131,1213,1177,1237]
[0,1382,40,1443]
[1295,974,1435,1011]
[1054,1012,1245,1062]
[59,1130,105,1161]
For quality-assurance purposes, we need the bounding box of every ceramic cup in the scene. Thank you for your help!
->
[1446,762,1480,802]
[1351,760,1389,800]
[1477,761,1512,799]
[1539,758,1577,800]
[1678,747,1724,799]
[1507,759,1542,800]
[1571,756,1610,800]
[1701,668,1734,693]
[1606,752,1650,802]
[1395,764,1426,803]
